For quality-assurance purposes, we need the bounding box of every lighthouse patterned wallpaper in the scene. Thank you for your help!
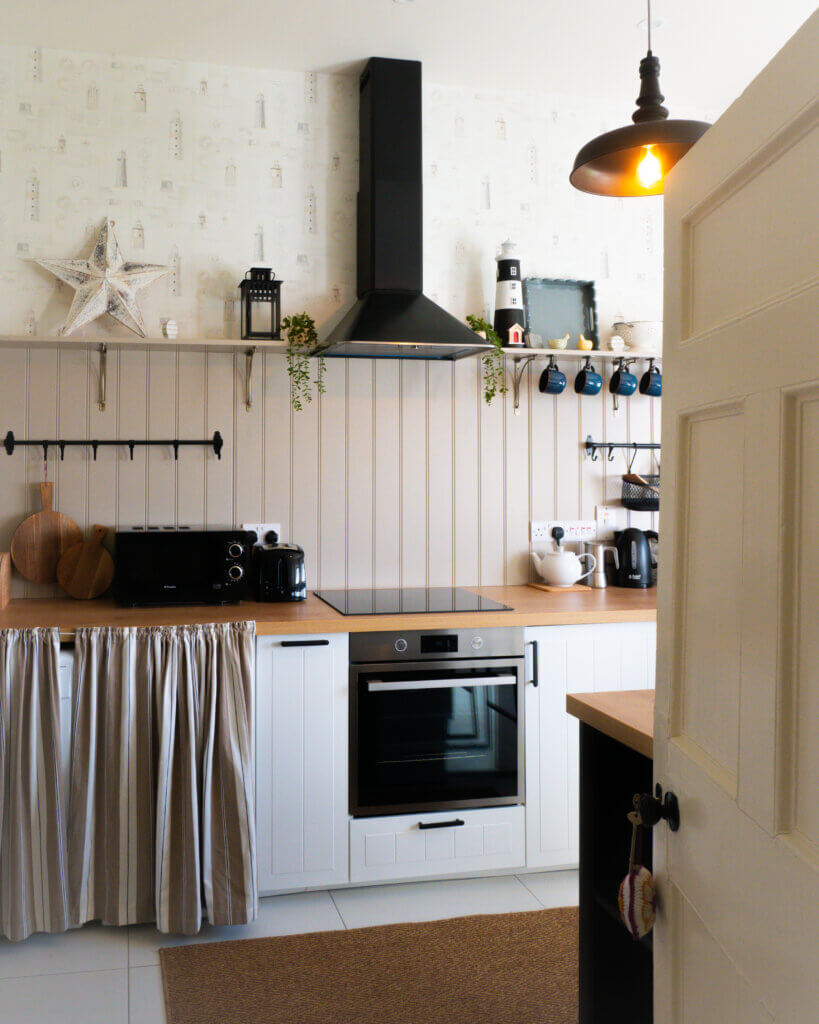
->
[0,44,663,337]
[0,43,666,596]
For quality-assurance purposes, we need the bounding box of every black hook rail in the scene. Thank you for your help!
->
[3,430,224,461]
[584,435,661,463]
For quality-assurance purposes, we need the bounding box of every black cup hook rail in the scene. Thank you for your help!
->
[584,435,661,463]
[3,430,224,461]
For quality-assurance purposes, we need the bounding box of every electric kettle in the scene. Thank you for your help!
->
[614,528,653,588]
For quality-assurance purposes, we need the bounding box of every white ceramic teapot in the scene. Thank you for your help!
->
[531,529,596,587]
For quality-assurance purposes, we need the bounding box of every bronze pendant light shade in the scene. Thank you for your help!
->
[570,2,711,196]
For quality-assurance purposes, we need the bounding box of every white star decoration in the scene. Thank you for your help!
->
[32,219,168,337]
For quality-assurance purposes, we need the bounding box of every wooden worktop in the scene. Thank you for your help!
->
[0,585,656,641]
[566,689,655,758]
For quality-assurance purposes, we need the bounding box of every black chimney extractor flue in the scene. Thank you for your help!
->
[315,58,491,360]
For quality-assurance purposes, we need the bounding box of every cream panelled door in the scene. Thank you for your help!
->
[655,12,819,1024]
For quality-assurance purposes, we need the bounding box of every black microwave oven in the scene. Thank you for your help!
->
[114,528,254,606]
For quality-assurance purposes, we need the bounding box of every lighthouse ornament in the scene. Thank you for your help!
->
[494,240,526,346]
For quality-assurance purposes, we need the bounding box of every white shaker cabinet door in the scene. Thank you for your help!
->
[524,621,656,869]
[255,634,349,894]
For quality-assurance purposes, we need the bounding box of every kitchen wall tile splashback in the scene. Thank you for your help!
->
[0,45,664,595]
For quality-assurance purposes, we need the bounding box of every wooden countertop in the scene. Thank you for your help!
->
[0,585,656,641]
[566,689,655,758]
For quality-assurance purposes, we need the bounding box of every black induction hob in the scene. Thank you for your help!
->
[314,587,512,616]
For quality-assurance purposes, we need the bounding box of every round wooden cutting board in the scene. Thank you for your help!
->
[11,482,83,584]
[56,524,115,600]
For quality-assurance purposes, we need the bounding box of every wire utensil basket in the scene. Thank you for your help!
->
[621,474,660,512]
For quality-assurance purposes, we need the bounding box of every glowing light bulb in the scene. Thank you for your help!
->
[637,145,663,189]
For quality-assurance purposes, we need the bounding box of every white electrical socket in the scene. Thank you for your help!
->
[531,519,597,544]
[595,505,627,539]
[241,522,282,546]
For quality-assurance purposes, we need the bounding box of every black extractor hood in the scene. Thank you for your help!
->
[315,58,491,360]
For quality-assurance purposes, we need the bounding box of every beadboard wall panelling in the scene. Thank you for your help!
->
[372,360,401,590]
[453,357,481,586]
[0,45,667,595]
[0,347,660,597]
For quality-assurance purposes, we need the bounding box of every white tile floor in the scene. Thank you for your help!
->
[0,870,578,1024]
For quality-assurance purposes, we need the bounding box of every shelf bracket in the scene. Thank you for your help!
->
[245,347,256,410]
[98,344,107,411]
[511,356,536,413]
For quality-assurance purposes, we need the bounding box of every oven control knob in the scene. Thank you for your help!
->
[227,542,245,559]
[394,637,408,653]
[470,635,484,650]
[227,564,244,581]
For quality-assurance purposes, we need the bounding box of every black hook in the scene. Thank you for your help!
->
[212,431,224,460]
[128,441,135,461]
[42,441,49,461]
[59,442,66,461]
[607,446,616,462]
[4,431,15,456]
[91,441,99,461]
[172,441,180,461]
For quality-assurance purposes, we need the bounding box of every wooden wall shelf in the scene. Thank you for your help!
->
[501,347,660,360]
[0,336,289,410]
[503,347,661,411]
[0,335,287,355]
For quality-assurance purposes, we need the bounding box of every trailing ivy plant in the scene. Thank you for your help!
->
[466,315,507,405]
[281,313,325,411]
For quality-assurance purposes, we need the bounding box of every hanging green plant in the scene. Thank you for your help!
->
[281,313,325,411]
[466,315,507,405]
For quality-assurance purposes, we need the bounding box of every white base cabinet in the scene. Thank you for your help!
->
[56,619,656,899]
[350,806,526,884]
[524,622,656,870]
[255,634,349,895]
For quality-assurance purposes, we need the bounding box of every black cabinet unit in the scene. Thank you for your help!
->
[578,723,654,1024]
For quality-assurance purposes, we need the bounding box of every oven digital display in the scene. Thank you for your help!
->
[420,634,458,654]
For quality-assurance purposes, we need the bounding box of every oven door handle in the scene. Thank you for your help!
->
[367,675,517,693]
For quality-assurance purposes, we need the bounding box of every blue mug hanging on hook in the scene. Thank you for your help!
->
[639,359,662,397]
[575,357,603,396]
[539,355,567,395]
[610,359,638,397]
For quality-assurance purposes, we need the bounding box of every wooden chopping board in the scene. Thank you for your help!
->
[0,552,11,609]
[527,581,589,594]
[11,482,83,584]
[57,524,115,600]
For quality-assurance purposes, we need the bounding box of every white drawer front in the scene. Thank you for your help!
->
[350,806,525,883]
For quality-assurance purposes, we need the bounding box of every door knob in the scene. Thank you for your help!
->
[637,785,680,832]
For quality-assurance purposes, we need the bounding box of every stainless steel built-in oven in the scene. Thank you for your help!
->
[350,627,525,817]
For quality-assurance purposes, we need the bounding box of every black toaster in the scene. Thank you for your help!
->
[254,543,307,602]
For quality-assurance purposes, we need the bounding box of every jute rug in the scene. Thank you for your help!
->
[159,906,578,1024]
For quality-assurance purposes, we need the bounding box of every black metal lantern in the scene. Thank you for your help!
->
[239,267,282,340]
